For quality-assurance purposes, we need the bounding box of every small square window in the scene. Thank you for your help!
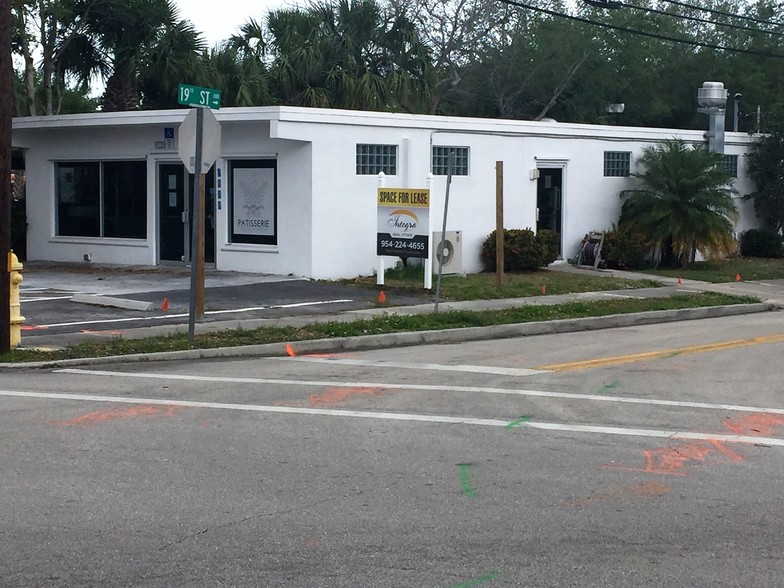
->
[356,144,397,175]
[721,154,739,178]
[432,146,469,176]
[603,151,631,177]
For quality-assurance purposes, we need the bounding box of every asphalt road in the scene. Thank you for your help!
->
[2,312,784,586]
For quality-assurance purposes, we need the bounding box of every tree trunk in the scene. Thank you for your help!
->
[534,49,590,121]
[102,69,141,112]
[20,39,37,115]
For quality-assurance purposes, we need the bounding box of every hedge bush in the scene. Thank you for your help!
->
[739,228,783,258]
[600,224,649,269]
[480,228,560,271]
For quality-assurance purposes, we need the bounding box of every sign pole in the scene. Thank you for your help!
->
[188,107,205,341]
[434,151,455,313]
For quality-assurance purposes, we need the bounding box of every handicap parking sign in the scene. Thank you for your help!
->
[164,127,175,150]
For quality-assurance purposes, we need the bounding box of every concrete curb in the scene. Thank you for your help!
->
[71,294,154,312]
[2,302,775,370]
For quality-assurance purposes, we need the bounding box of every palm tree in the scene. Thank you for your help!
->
[67,0,204,111]
[205,17,273,108]
[266,7,331,107]
[202,43,271,108]
[264,0,432,111]
[619,139,738,267]
[140,18,206,109]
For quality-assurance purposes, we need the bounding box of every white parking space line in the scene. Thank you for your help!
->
[34,299,354,328]
[276,356,549,376]
[3,388,784,446]
[270,300,353,309]
[21,296,75,302]
[58,368,784,417]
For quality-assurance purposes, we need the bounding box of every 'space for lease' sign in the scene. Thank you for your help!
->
[376,188,430,258]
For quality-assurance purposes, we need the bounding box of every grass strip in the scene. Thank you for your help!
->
[0,293,758,363]
[640,257,784,283]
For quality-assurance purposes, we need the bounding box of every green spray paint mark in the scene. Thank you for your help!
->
[505,415,531,429]
[458,464,477,498]
[450,572,502,587]
[596,381,619,394]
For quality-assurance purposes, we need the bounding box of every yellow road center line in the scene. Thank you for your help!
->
[535,333,784,372]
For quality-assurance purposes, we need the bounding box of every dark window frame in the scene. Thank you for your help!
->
[55,160,147,239]
[229,159,278,246]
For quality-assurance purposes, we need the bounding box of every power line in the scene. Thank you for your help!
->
[498,0,784,59]
[656,0,784,28]
[609,1,784,38]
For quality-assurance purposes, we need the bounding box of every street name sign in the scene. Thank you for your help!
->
[177,84,221,110]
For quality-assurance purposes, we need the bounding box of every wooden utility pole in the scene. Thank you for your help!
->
[0,0,12,354]
[495,161,504,291]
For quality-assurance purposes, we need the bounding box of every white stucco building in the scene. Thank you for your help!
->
[11,106,758,279]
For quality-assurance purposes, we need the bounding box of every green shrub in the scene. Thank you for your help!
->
[600,224,649,269]
[739,228,783,258]
[481,228,559,271]
[537,229,560,265]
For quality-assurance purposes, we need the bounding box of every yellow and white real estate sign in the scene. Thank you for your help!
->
[376,188,430,258]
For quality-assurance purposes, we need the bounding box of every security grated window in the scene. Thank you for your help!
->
[356,144,397,175]
[721,154,739,178]
[432,146,469,176]
[603,151,632,177]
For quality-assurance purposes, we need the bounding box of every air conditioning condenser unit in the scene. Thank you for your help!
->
[432,230,463,275]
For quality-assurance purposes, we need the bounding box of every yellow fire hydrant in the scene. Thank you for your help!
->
[9,251,24,348]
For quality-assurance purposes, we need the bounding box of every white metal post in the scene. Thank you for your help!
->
[376,172,385,286]
[424,173,433,290]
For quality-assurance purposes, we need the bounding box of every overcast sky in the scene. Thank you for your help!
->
[173,0,305,47]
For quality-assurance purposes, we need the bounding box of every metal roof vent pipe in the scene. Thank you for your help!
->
[698,81,728,154]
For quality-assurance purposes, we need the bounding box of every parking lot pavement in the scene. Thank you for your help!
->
[17,262,430,347]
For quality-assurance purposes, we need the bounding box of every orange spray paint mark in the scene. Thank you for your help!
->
[53,404,180,426]
[21,325,49,331]
[722,413,784,436]
[603,440,743,477]
[567,481,669,507]
[307,386,381,406]
[80,329,123,336]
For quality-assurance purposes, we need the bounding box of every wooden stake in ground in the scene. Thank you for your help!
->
[495,161,504,291]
